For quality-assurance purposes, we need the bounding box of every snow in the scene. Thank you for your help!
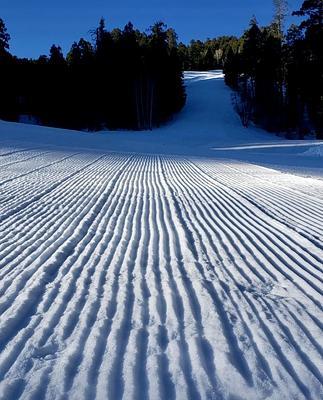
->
[303,145,323,158]
[0,70,322,400]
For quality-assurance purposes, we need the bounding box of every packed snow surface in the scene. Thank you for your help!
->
[303,145,323,158]
[0,71,322,400]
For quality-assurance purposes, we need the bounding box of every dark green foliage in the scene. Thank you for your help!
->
[224,1,323,139]
[0,18,10,53]
[0,18,12,63]
[292,0,323,29]
[178,36,241,71]
[49,45,66,65]
[0,18,14,120]
[0,19,186,131]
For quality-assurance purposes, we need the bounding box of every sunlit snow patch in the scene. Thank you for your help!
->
[302,145,323,157]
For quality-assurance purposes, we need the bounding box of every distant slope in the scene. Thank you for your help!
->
[1,70,268,154]
[0,70,322,178]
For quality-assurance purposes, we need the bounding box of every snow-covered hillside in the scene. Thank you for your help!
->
[0,71,322,400]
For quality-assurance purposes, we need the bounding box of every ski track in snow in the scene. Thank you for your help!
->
[0,147,322,400]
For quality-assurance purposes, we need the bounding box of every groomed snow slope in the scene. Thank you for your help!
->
[0,71,322,400]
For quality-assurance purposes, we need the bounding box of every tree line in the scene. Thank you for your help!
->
[177,36,240,71]
[0,19,186,130]
[223,0,323,139]
[1,1,322,138]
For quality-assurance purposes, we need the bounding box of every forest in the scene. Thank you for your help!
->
[178,0,322,139]
[0,19,186,130]
[0,0,322,137]
[224,0,323,139]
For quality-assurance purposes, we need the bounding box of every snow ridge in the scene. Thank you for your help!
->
[0,148,322,400]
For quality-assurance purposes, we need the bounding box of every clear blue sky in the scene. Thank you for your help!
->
[2,0,303,59]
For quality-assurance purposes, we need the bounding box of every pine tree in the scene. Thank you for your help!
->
[293,0,323,138]
[67,39,93,66]
[292,0,323,29]
[95,18,106,51]
[67,42,82,66]
[0,18,14,122]
[166,28,178,51]
[0,18,10,53]
[242,17,262,78]
[0,18,186,131]
[49,45,66,65]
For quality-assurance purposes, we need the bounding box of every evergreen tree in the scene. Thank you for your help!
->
[0,17,11,63]
[67,39,93,66]
[292,0,323,137]
[67,42,82,66]
[241,17,262,78]
[49,45,66,65]
[95,18,106,51]
[223,0,323,138]
[292,0,323,29]
[0,18,10,53]
[0,16,186,131]
[166,28,178,50]
[0,18,14,121]
[177,36,240,71]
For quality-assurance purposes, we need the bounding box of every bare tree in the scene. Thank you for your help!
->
[232,92,253,128]
[273,0,289,37]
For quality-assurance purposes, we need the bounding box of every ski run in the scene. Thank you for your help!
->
[0,71,322,400]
